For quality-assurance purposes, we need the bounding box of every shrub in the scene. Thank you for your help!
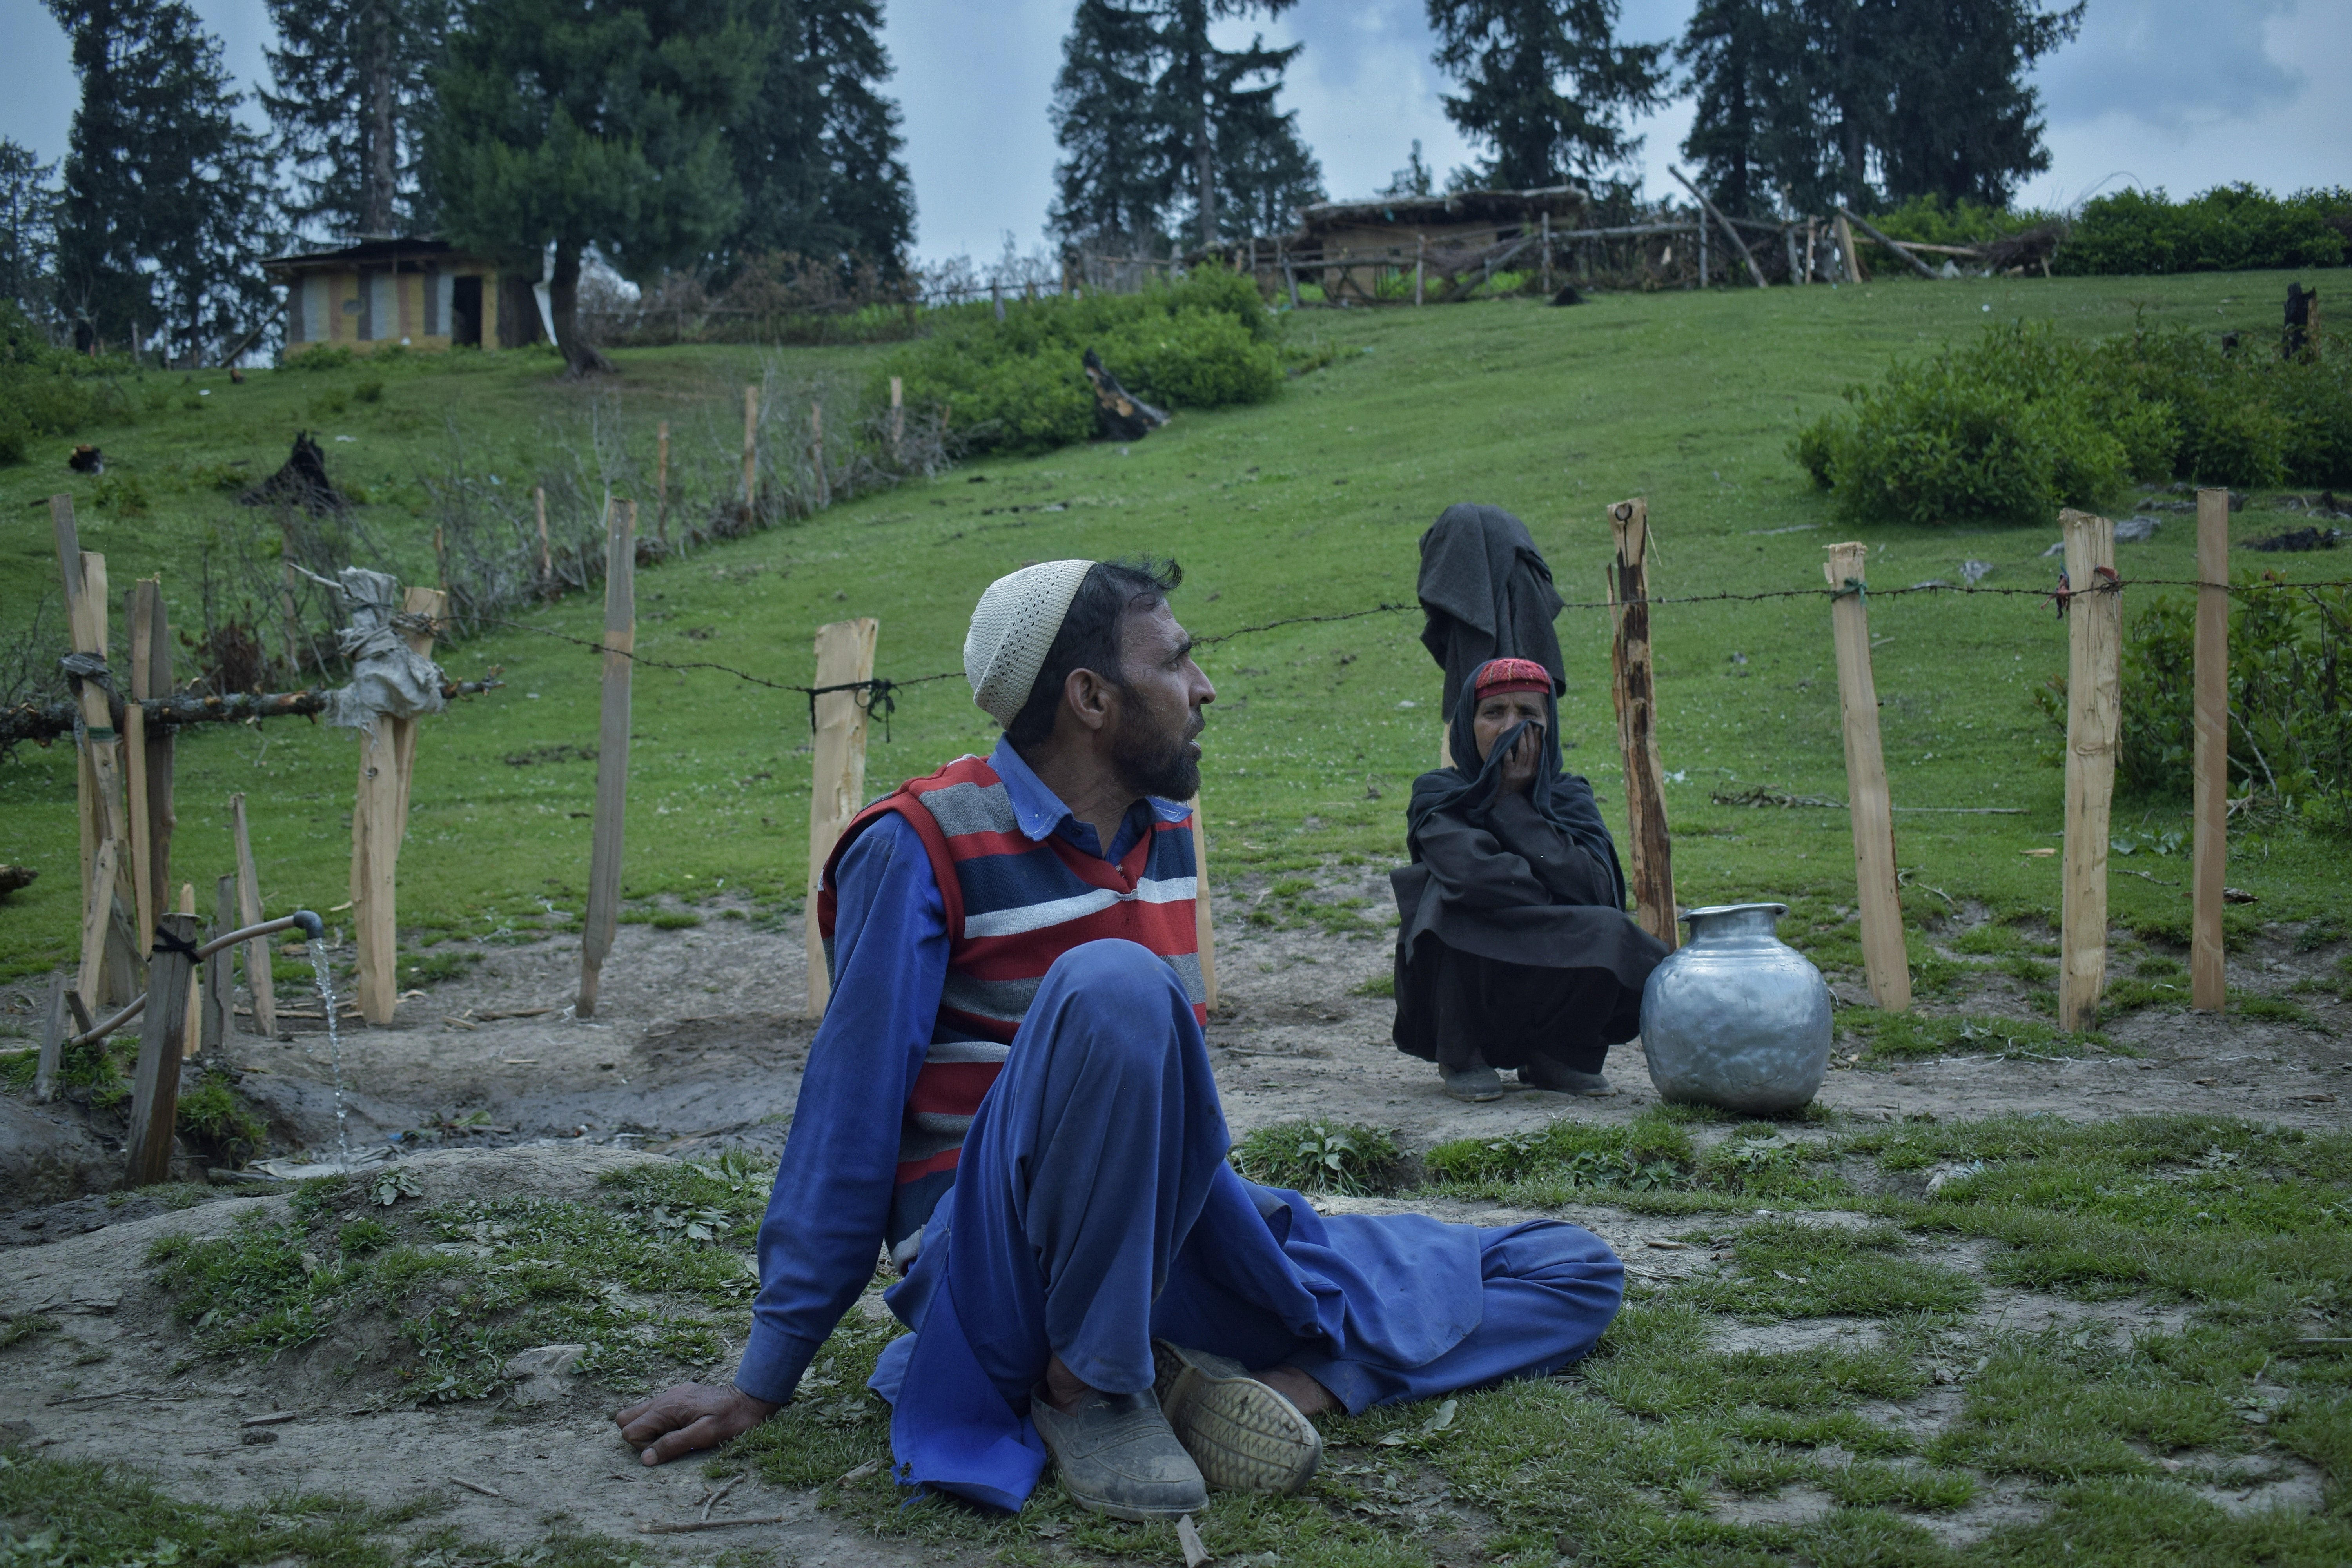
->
[1230,1120,1405,1195]
[0,299,112,466]
[1866,193,2054,250]
[1796,320,2352,524]
[2039,575,2351,831]
[2053,184,2352,276]
[878,264,1281,457]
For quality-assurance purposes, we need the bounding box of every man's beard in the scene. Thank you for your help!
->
[1112,700,1202,801]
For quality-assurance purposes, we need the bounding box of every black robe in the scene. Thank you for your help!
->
[1389,665,1668,1073]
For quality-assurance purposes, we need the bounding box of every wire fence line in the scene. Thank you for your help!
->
[471,573,2352,726]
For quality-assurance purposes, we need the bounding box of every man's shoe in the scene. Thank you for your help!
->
[1152,1341,1323,1495]
[1031,1383,1208,1520]
[1441,1063,1505,1102]
[1521,1057,1616,1096]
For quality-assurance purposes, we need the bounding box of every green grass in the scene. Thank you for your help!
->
[4,272,2350,980]
[1229,1119,1407,1194]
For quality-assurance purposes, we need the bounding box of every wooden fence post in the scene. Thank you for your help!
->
[281,557,307,677]
[1668,167,1766,289]
[1834,212,1867,283]
[1823,542,1910,1011]
[54,502,138,1005]
[125,582,156,948]
[350,584,445,1025]
[203,874,234,1053]
[804,617,879,1018]
[1414,234,1426,307]
[34,975,65,1102]
[2192,488,2230,1011]
[179,883,200,1056]
[1541,211,1553,295]
[1189,799,1218,1011]
[888,377,904,459]
[535,486,552,586]
[2060,508,2122,1032]
[742,385,759,516]
[232,793,276,1038]
[655,421,671,548]
[1607,500,1677,949]
[138,580,174,935]
[124,911,198,1188]
[809,401,830,510]
[579,501,637,1017]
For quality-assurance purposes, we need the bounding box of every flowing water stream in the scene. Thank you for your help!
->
[307,946,353,1172]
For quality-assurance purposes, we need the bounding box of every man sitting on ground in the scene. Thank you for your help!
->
[615,559,1626,1519]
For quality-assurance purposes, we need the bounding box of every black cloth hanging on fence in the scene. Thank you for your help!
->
[1415,503,1565,721]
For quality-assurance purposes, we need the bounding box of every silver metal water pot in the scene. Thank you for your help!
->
[1639,902,1833,1114]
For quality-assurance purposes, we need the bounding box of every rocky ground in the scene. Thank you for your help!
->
[0,873,2345,1563]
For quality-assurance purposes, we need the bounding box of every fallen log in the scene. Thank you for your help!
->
[0,680,502,750]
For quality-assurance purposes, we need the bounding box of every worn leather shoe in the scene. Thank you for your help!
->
[1030,1382,1207,1520]
[1441,1063,1505,1102]
[1153,1341,1323,1495]
[1521,1057,1616,1096]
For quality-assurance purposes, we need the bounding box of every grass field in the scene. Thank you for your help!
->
[1,272,2345,989]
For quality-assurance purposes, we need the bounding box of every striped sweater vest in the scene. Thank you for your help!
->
[818,754,1205,1262]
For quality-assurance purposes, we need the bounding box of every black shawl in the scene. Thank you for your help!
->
[1390,660,1662,985]
[1415,503,1566,723]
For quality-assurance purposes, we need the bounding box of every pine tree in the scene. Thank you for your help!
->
[261,0,449,240]
[0,141,63,320]
[1380,140,1436,199]
[49,0,273,363]
[1871,0,2081,206]
[1049,0,1320,252]
[1427,0,1670,189]
[1676,0,1814,217]
[429,0,767,375]
[1050,0,1168,255]
[726,0,914,275]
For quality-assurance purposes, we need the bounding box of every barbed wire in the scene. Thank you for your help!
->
[466,572,2351,726]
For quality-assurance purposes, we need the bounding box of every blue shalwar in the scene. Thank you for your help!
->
[738,737,1624,1512]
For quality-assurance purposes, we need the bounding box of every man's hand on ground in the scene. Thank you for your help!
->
[614,1382,780,1465]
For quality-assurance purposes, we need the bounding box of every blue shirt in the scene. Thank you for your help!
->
[734,737,1190,1404]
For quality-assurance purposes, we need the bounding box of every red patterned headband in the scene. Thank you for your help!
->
[1473,658,1553,700]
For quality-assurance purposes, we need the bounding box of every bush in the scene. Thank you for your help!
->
[2053,184,2352,277]
[878,264,1281,457]
[1868,193,2055,250]
[1795,319,2352,524]
[2038,575,2351,831]
[0,299,111,466]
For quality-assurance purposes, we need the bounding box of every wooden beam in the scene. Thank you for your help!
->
[1839,207,1940,281]
[579,501,637,1017]
[1668,167,1766,289]
[232,793,276,1038]
[1608,499,1677,949]
[78,838,121,1013]
[123,911,198,1188]
[655,422,671,547]
[2059,509,2122,1032]
[887,378,903,459]
[2192,489,2230,1012]
[803,617,879,1018]
[809,401,830,510]
[742,385,759,516]
[1823,543,1910,1011]
[1834,212,1867,283]
[179,882,200,1057]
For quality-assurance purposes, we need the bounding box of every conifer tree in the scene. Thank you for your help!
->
[1426,0,1669,189]
[429,0,766,375]
[0,141,63,321]
[1869,0,2080,207]
[1676,0,1811,217]
[726,0,914,274]
[261,0,449,240]
[1050,0,1167,254]
[48,0,272,362]
[1049,0,1321,252]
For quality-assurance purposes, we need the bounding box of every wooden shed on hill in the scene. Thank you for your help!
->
[263,239,546,357]
[1279,185,1588,304]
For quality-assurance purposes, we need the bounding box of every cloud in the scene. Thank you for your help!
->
[2034,0,2303,128]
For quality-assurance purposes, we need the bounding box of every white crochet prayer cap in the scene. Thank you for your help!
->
[964,559,1096,727]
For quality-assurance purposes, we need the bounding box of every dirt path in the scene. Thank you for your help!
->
[2,877,2344,1560]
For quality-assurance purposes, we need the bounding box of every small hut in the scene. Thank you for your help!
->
[1278,186,1588,304]
[263,238,545,358]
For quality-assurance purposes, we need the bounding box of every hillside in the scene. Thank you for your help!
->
[0,273,2344,987]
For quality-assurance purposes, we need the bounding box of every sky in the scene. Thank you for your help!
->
[3,0,2347,261]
